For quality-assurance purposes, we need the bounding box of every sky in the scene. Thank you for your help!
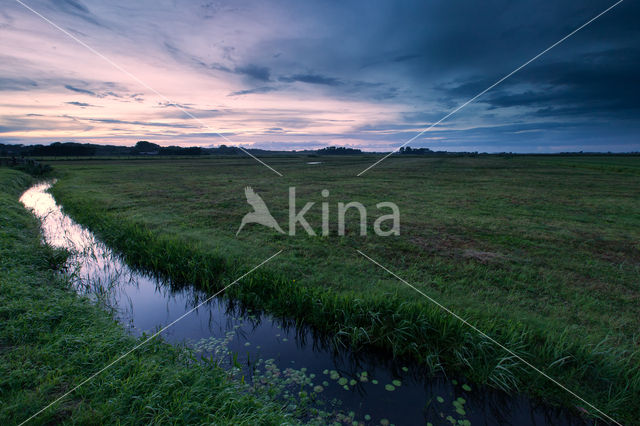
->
[0,0,638,152]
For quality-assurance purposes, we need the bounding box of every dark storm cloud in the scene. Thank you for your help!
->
[229,86,278,96]
[278,73,342,86]
[217,0,634,134]
[207,62,274,82]
[259,1,638,122]
[64,84,97,96]
[442,48,640,120]
[281,0,638,150]
[234,64,271,81]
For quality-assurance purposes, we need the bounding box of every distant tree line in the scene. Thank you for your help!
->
[0,142,366,157]
[316,146,362,155]
[0,141,297,157]
[132,141,202,156]
[398,147,434,155]
[397,146,484,156]
[0,141,205,157]
[1,141,637,158]
[12,142,98,157]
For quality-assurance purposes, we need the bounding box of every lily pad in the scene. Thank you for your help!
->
[384,384,395,391]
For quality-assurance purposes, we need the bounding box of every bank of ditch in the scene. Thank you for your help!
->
[0,168,297,425]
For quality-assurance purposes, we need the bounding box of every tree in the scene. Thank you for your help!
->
[134,141,161,153]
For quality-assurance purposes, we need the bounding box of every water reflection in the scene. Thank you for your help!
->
[19,181,589,426]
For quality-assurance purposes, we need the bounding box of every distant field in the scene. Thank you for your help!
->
[49,155,640,421]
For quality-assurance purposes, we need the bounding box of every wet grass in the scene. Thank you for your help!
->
[0,168,297,425]
[47,155,640,423]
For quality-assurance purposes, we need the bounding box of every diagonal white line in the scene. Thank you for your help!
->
[356,249,621,425]
[19,249,283,426]
[14,0,283,177]
[357,0,624,176]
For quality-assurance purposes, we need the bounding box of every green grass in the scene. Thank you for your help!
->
[47,155,640,423]
[0,167,297,425]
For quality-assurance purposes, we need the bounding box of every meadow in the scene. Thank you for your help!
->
[40,154,640,423]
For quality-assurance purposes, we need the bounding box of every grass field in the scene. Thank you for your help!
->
[0,168,297,425]
[47,155,640,423]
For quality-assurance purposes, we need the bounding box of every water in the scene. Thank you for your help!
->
[20,181,589,426]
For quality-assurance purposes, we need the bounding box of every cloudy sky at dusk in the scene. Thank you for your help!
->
[1,0,638,152]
